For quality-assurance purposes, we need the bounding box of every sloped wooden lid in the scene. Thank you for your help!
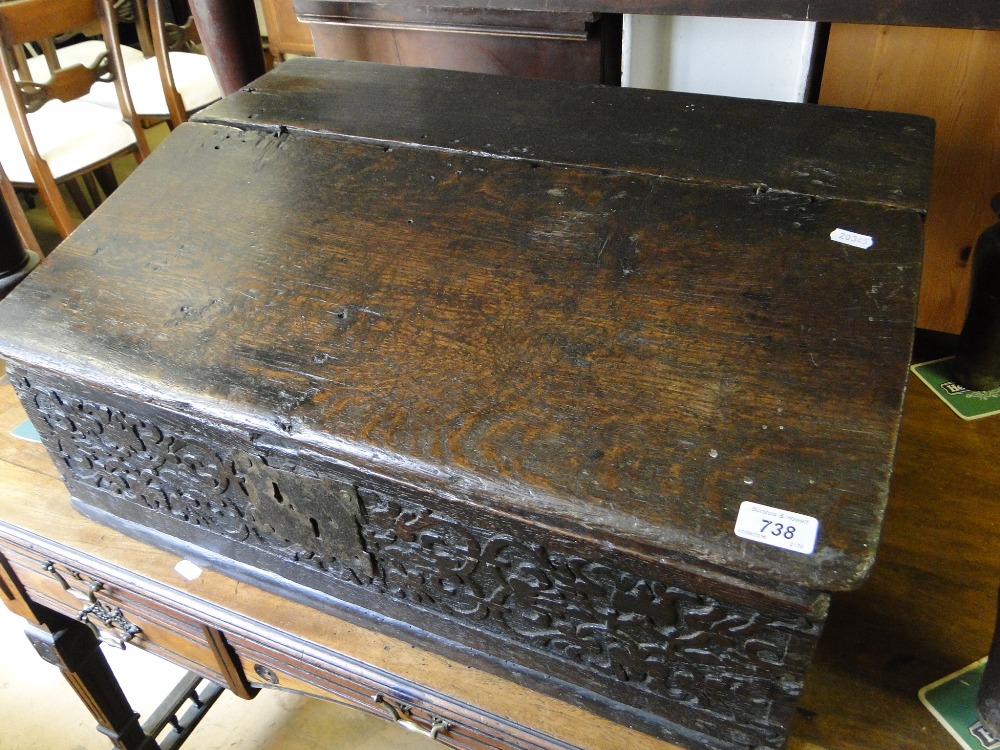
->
[0,59,933,590]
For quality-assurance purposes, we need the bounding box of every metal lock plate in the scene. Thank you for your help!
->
[234,451,375,579]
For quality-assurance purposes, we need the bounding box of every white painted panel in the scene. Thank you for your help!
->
[622,15,818,103]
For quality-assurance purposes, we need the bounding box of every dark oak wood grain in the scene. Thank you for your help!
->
[201,59,933,212]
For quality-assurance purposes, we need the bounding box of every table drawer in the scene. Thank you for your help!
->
[226,631,566,750]
[2,544,223,681]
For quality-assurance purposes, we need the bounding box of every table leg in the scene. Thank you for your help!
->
[1,553,156,749]
[188,0,267,95]
[23,611,159,750]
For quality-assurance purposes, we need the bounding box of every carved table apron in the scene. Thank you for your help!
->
[0,59,933,750]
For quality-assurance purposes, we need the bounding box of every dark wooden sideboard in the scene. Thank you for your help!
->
[294,5,622,84]
[292,0,1000,28]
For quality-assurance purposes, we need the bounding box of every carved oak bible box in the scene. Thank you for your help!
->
[0,59,933,750]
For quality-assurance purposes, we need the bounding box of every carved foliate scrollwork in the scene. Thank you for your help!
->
[12,372,817,747]
[19,379,249,538]
[360,494,811,742]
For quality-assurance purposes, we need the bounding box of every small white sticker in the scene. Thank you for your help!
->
[174,560,203,581]
[830,228,874,249]
[734,501,819,555]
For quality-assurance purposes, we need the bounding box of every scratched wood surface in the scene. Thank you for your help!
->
[203,59,933,212]
[0,59,931,593]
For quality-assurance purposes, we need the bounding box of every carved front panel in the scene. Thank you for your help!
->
[11,369,824,749]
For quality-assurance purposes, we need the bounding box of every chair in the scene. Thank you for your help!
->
[80,0,221,128]
[21,39,148,81]
[0,0,150,238]
[12,32,147,220]
[17,0,220,130]
[143,0,222,125]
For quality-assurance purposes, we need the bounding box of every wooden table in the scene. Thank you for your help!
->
[0,361,997,750]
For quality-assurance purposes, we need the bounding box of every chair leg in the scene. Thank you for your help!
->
[65,179,92,219]
[82,173,102,209]
[94,165,119,197]
[37,179,78,239]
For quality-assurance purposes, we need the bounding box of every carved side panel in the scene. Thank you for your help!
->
[24,380,250,539]
[11,370,822,749]
[360,493,817,747]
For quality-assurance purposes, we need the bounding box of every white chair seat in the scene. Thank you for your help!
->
[82,52,220,117]
[0,99,137,184]
[23,41,220,120]
[23,40,147,80]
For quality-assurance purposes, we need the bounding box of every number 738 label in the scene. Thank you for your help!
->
[734,502,819,555]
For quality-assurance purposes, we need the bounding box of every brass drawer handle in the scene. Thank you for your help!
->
[373,694,449,740]
[43,561,102,603]
[42,562,141,649]
[78,602,141,649]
